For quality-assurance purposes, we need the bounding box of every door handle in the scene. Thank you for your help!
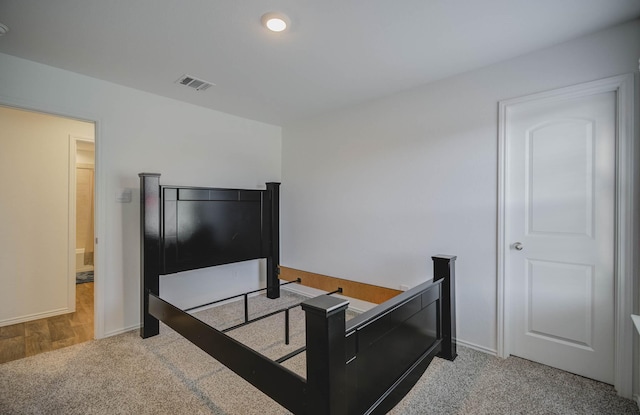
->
[513,242,524,251]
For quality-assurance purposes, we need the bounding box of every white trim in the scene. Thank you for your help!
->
[497,96,508,359]
[0,307,71,327]
[497,74,635,397]
[93,120,104,339]
[69,135,95,314]
[0,95,105,340]
[456,339,498,356]
[613,73,635,399]
[632,315,640,335]
[103,324,140,338]
[68,136,77,313]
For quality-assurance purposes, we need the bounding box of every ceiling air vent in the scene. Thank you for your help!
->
[175,74,214,91]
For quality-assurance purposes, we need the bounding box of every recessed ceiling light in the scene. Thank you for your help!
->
[0,23,9,37]
[261,12,290,32]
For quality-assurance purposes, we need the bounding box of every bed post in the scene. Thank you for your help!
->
[433,254,457,360]
[139,173,161,338]
[301,295,349,415]
[265,182,280,299]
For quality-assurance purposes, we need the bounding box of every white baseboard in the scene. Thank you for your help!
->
[455,338,498,356]
[102,324,140,339]
[0,307,71,327]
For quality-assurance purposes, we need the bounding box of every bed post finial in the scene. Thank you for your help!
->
[139,173,161,338]
[433,254,457,361]
[302,295,349,415]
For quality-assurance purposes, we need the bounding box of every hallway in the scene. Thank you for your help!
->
[0,282,93,364]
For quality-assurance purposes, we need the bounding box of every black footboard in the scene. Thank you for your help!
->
[302,255,457,414]
[142,255,456,415]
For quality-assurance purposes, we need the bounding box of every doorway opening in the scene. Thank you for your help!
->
[71,136,95,350]
[0,105,97,364]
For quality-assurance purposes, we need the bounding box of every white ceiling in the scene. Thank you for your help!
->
[0,0,638,125]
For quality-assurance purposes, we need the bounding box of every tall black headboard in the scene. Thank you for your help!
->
[139,173,280,338]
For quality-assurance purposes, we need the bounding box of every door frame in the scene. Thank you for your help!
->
[497,74,635,397]
[69,134,95,313]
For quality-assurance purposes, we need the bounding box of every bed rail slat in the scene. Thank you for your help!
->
[148,293,308,415]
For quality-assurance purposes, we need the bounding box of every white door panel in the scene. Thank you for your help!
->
[526,259,593,347]
[527,119,594,236]
[507,91,615,383]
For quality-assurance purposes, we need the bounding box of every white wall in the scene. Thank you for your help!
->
[77,149,95,165]
[0,52,281,337]
[0,106,94,325]
[0,14,635,361]
[281,20,640,353]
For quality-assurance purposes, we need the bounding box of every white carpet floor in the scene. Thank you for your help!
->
[0,291,637,414]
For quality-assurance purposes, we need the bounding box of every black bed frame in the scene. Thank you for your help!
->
[140,173,457,415]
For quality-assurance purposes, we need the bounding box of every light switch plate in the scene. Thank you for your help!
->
[116,188,132,203]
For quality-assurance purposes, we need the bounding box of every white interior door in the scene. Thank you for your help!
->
[506,90,616,384]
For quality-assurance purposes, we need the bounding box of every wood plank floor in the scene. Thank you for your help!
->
[0,282,94,364]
